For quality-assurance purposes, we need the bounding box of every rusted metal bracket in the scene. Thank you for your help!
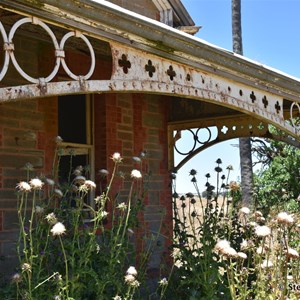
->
[168,114,300,171]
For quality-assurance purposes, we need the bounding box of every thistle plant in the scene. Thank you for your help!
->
[6,139,157,300]
[165,158,300,300]
[215,210,300,300]
[167,159,240,299]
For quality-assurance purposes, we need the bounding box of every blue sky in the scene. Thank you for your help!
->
[175,0,300,193]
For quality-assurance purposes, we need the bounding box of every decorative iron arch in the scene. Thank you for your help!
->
[167,111,300,172]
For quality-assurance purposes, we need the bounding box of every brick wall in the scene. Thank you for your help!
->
[0,98,57,273]
[107,0,160,21]
[95,93,172,273]
[0,92,172,277]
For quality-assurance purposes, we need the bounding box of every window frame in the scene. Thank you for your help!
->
[58,94,95,208]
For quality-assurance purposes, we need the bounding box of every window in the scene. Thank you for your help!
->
[58,94,95,208]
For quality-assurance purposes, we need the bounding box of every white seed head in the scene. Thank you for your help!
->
[29,178,44,190]
[21,263,31,272]
[237,252,247,260]
[261,259,273,269]
[45,212,58,225]
[83,180,96,190]
[131,169,142,179]
[51,222,66,236]
[240,207,250,215]
[221,247,237,258]
[277,212,294,225]
[45,178,55,186]
[126,266,137,276]
[54,189,63,198]
[255,225,271,237]
[285,247,299,259]
[214,239,231,253]
[35,206,44,214]
[11,273,22,283]
[117,202,127,210]
[55,136,63,144]
[16,181,31,192]
[159,277,168,286]
[112,152,123,163]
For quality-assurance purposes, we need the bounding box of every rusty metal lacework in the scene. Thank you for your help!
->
[0,17,96,82]
[118,54,131,74]
[290,102,300,129]
[250,91,256,103]
[145,60,155,77]
[275,101,281,114]
[167,65,176,80]
[174,128,212,156]
[262,95,268,108]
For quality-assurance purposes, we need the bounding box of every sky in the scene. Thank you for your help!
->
[175,0,300,193]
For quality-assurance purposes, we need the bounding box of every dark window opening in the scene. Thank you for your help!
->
[58,94,87,144]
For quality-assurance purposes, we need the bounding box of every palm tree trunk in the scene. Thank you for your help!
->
[232,0,253,207]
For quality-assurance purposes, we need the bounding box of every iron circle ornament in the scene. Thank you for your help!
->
[174,129,197,155]
[290,102,300,129]
[0,22,9,81]
[8,17,61,84]
[195,127,212,144]
[60,31,96,80]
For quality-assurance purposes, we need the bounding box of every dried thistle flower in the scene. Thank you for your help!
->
[83,180,96,190]
[254,211,263,218]
[117,202,127,210]
[285,247,299,259]
[35,206,44,215]
[11,273,22,283]
[111,152,123,163]
[229,181,240,191]
[45,212,58,225]
[21,263,31,272]
[99,169,109,177]
[73,176,86,185]
[255,225,271,237]
[277,212,294,225]
[126,266,138,276]
[54,189,63,198]
[131,169,142,179]
[132,156,141,163]
[45,178,55,186]
[261,259,273,269]
[51,222,66,236]
[237,252,247,260]
[16,181,31,192]
[221,247,237,258]
[240,207,250,215]
[214,240,231,254]
[29,178,44,190]
[159,277,168,286]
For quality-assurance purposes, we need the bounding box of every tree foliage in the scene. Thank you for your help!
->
[253,138,300,213]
